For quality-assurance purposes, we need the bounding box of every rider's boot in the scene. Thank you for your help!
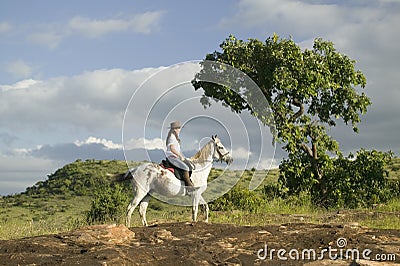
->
[182,171,195,192]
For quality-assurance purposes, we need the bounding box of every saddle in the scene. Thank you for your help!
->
[160,159,193,181]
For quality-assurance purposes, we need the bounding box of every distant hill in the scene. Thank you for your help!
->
[388,156,400,178]
[22,159,139,197]
[5,156,400,199]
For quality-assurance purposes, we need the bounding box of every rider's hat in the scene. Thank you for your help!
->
[169,121,182,129]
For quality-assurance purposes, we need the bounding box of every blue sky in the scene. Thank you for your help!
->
[1,0,399,195]
[0,0,238,81]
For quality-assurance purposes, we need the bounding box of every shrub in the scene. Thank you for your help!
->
[86,184,129,224]
[279,149,395,208]
[262,182,287,199]
[209,185,266,212]
[323,149,395,208]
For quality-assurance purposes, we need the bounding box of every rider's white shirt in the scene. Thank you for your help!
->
[166,134,180,158]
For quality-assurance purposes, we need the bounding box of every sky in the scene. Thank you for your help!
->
[0,0,399,195]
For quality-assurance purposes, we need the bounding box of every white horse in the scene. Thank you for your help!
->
[118,135,232,227]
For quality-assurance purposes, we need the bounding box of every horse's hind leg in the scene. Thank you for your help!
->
[126,187,148,227]
[139,194,150,226]
[199,196,209,223]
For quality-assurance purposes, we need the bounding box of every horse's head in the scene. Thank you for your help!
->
[212,135,233,165]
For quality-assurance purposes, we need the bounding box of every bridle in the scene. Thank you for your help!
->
[213,140,230,161]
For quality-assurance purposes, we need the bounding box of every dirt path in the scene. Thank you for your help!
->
[0,222,399,265]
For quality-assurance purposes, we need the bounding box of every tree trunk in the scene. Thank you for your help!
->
[301,140,326,203]
[294,99,327,203]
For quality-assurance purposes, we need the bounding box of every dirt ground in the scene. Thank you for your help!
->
[0,222,399,265]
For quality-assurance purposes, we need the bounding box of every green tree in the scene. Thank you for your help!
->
[279,149,396,208]
[86,184,129,224]
[192,34,371,199]
[326,149,395,208]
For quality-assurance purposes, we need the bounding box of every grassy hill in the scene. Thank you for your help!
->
[23,159,133,197]
[0,159,134,239]
[0,158,399,240]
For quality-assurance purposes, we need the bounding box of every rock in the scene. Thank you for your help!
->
[63,224,135,245]
[258,230,272,235]
[154,229,180,241]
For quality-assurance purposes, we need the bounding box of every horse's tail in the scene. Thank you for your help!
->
[107,168,137,182]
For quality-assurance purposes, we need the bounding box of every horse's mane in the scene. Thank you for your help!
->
[190,141,213,164]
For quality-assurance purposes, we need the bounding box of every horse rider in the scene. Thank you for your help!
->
[165,121,194,191]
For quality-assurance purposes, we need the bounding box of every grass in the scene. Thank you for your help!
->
[1,194,399,240]
[360,216,400,229]
[108,186,400,230]
[1,159,399,240]
[0,195,90,239]
[209,199,400,229]
[0,217,84,240]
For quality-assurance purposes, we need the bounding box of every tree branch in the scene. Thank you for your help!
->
[301,143,313,158]
[290,98,304,122]
[312,141,318,160]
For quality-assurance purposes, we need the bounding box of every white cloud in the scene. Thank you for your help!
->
[0,79,39,92]
[0,134,168,195]
[129,11,165,34]
[68,16,126,38]
[73,136,165,151]
[7,138,125,162]
[24,11,165,48]
[219,0,345,39]
[74,136,122,150]
[219,0,400,43]
[0,67,158,131]
[125,137,164,150]
[68,11,164,38]
[28,31,64,49]
[0,21,12,34]
[231,147,251,159]
[4,60,33,79]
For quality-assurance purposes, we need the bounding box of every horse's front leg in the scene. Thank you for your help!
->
[191,193,200,222]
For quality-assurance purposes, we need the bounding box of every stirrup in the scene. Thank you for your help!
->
[185,186,197,195]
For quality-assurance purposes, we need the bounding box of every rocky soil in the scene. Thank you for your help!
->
[0,222,399,265]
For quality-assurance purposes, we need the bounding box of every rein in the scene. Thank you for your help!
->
[190,138,231,165]
[216,148,230,158]
[213,140,230,161]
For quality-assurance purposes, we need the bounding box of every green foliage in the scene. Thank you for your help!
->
[193,34,370,155]
[279,149,396,208]
[262,182,286,199]
[24,159,131,197]
[209,185,266,213]
[279,150,322,195]
[86,184,130,224]
[324,149,396,208]
[193,34,372,200]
